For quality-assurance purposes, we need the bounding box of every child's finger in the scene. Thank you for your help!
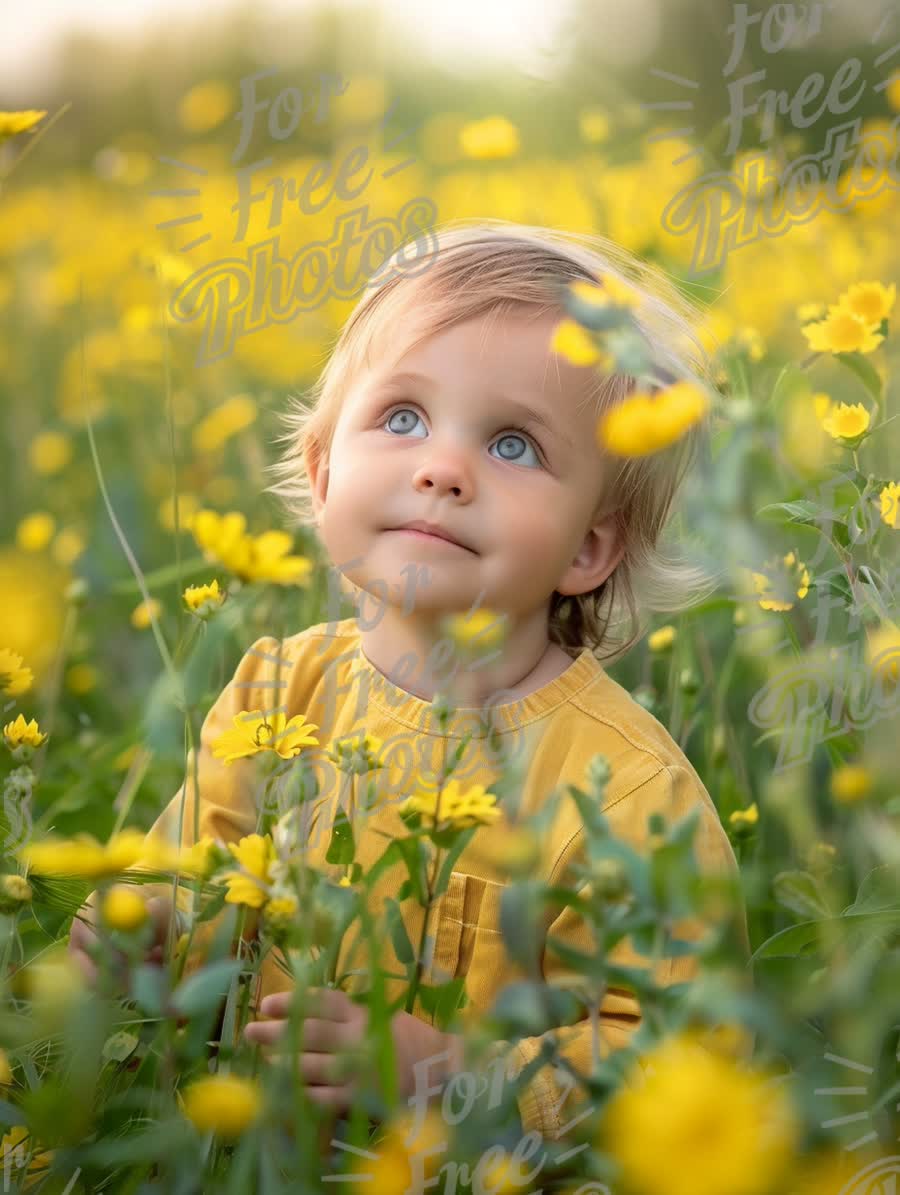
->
[244,1018,285,1046]
[259,992,292,1017]
[70,948,98,986]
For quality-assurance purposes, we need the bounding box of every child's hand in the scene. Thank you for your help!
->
[67,894,176,986]
[244,986,461,1111]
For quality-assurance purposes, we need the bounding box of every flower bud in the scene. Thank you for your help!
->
[679,668,700,696]
[494,825,542,877]
[590,858,630,903]
[0,874,33,913]
[101,886,149,932]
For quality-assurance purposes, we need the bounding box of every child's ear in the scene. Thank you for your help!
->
[556,514,625,598]
[304,440,329,523]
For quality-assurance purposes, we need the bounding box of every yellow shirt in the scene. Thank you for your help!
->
[130,615,749,1139]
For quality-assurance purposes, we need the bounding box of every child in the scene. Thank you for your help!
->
[71,218,750,1142]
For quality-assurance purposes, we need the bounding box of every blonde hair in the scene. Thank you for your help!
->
[264,218,721,667]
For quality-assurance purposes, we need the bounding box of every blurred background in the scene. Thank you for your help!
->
[1,0,898,847]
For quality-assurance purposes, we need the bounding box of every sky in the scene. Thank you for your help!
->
[3,0,589,91]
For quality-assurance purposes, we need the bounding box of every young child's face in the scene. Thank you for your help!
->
[308,308,622,621]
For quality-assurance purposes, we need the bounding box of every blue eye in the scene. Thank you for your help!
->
[382,406,542,468]
[385,408,425,437]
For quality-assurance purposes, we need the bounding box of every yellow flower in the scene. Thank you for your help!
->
[401,779,502,831]
[0,110,47,140]
[598,380,710,458]
[0,649,33,697]
[820,401,871,443]
[101,886,149,932]
[192,394,257,454]
[0,1050,12,1085]
[836,280,896,326]
[3,714,47,754]
[550,318,608,367]
[211,709,319,764]
[811,391,833,420]
[0,551,67,687]
[66,663,98,695]
[865,622,900,692]
[0,875,33,909]
[750,551,810,612]
[131,597,162,629]
[338,875,352,887]
[262,893,299,932]
[796,301,826,323]
[0,1125,54,1187]
[222,834,276,908]
[830,764,873,805]
[441,607,509,657]
[647,625,676,653]
[52,527,86,567]
[326,731,386,775]
[19,828,146,879]
[729,803,759,829]
[16,513,56,553]
[135,834,219,879]
[879,481,900,529]
[28,431,72,476]
[192,510,313,587]
[183,578,226,619]
[180,1073,262,1139]
[345,1106,447,1193]
[887,72,900,112]
[735,326,765,361]
[600,1032,798,1195]
[802,306,884,354]
[459,116,520,159]
[577,273,640,310]
[177,81,234,134]
[579,107,611,143]
[806,841,838,873]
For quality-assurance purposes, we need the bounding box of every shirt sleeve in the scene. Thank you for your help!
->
[481,764,751,1141]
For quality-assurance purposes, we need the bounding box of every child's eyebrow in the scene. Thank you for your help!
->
[374,370,574,450]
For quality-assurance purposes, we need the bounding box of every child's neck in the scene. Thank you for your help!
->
[357,611,575,708]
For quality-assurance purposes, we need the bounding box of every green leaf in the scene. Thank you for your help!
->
[434,826,478,899]
[846,865,900,914]
[171,958,242,1017]
[416,977,469,1030]
[835,351,884,404]
[499,884,542,973]
[757,500,825,526]
[102,1030,139,1064]
[392,837,430,907]
[130,964,168,1017]
[752,910,900,961]
[0,1098,27,1128]
[487,981,583,1037]
[325,806,355,866]
[384,898,414,965]
[773,870,832,920]
[563,286,631,332]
